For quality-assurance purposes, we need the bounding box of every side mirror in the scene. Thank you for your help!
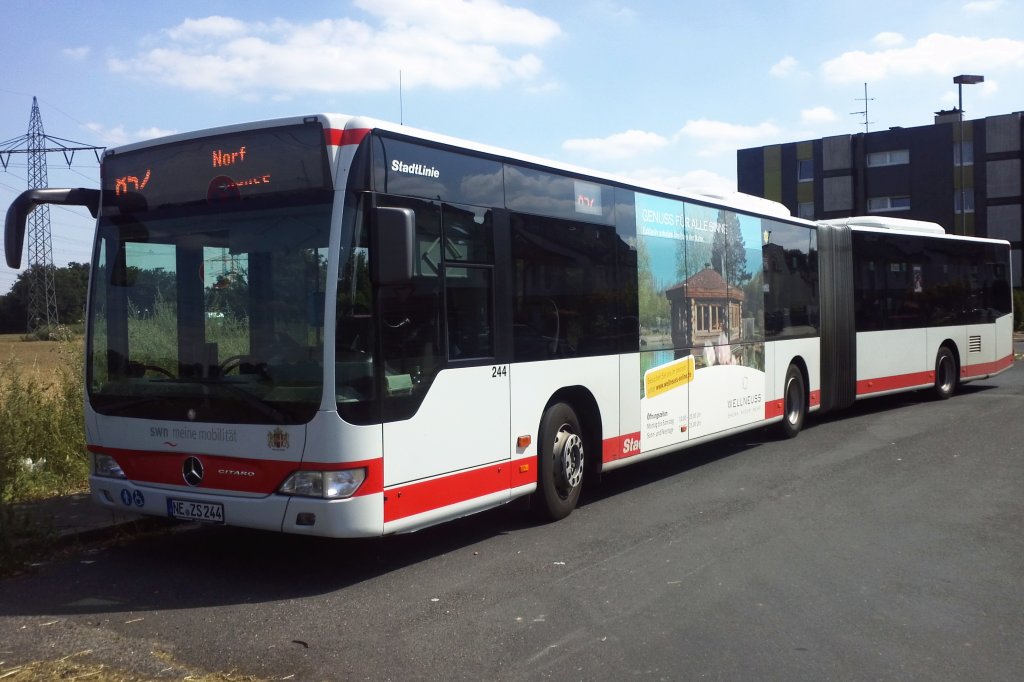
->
[5,188,100,268]
[373,206,415,285]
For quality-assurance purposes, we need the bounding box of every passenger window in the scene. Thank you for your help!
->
[445,266,493,360]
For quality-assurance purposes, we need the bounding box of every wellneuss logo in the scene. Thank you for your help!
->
[727,394,763,408]
[391,159,440,178]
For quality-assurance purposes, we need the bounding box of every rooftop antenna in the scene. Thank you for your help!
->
[399,70,404,125]
[850,82,875,133]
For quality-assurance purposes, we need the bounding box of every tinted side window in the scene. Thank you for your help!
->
[505,165,615,225]
[852,232,1011,330]
[763,220,819,339]
[372,135,504,207]
[511,214,618,360]
[853,233,927,331]
[986,244,1013,317]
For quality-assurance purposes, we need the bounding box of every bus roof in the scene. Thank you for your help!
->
[817,216,946,235]
[105,112,798,224]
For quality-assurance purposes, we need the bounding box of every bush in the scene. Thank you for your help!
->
[0,341,86,572]
[0,341,87,502]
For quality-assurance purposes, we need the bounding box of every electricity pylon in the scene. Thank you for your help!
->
[0,97,103,336]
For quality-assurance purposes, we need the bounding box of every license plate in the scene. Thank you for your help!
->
[167,498,225,523]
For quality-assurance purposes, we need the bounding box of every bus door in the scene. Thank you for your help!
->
[377,198,511,510]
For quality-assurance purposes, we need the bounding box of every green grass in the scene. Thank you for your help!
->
[0,341,87,574]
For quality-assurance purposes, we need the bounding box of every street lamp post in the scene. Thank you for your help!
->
[953,74,984,234]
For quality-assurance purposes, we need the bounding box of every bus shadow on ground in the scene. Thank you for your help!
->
[0,382,1001,618]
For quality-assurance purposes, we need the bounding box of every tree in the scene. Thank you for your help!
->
[0,262,91,333]
[711,210,748,286]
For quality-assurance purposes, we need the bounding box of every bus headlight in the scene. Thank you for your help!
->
[279,469,366,499]
[94,452,127,479]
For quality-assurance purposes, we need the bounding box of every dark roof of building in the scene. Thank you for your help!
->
[665,267,744,301]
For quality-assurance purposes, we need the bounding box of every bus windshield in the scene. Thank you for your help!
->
[87,200,332,425]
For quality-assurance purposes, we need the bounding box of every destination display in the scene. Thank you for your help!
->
[101,122,330,214]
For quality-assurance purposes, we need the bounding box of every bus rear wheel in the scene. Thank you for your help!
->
[534,402,585,521]
[933,347,958,400]
[777,364,806,439]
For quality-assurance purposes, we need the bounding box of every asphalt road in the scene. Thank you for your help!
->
[2,366,1023,681]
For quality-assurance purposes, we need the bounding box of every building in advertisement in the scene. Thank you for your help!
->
[736,110,1024,285]
[665,267,744,349]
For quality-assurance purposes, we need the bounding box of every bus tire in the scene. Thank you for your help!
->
[778,363,806,439]
[933,346,958,400]
[534,402,585,521]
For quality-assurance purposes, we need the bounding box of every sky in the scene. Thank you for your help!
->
[1,0,1022,295]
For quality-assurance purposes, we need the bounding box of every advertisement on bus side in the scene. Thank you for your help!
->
[635,193,766,450]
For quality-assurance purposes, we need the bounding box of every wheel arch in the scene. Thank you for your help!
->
[784,355,810,406]
[543,385,603,481]
[937,338,961,369]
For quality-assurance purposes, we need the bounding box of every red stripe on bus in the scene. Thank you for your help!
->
[383,456,535,522]
[766,389,820,419]
[963,354,1014,377]
[88,445,382,497]
[602,432,642,463]
[857,354,1015,396]
[324,127,371,147]
[857,370,934,396]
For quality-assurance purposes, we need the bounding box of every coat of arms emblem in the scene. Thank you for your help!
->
[267,428,289,451]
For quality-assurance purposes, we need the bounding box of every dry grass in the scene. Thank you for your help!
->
[0,650,263,681]
[0,335,75,393]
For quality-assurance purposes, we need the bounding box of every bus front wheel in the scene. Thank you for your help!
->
[534,402,585,521]
[934,347,958,400]
[778,364,806,439]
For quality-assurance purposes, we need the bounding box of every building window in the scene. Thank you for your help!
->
[867,149,910,166]
[797,159,814,182]
[953,141,974,166]
[797,201,815,219]
[695,303,724,332]
[867,196,911,212]
[954,190,975,213]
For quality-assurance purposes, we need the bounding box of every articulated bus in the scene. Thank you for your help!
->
[3,115,1014,536]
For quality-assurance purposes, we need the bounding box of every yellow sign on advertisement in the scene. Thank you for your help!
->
[644,356,695,398]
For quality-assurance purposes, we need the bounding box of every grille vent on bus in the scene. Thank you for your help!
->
[969,335,982,353]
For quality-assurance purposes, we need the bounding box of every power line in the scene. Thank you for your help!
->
[1,96,104,335]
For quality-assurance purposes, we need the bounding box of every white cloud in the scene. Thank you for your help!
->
[822,33,1024,83]
[964,0,1003,12]
[83,123,178,146]
[769,56,799,78]
[676,119,782,156]
[355,0,560,46]
[62,46,91,61]
[108,2,560,95]
[872,32,905,48]
[800,106,838,124]
[562,129,670,160]
[981,79,1000,95]
[941,77,1000,108]
[166,16,249,41]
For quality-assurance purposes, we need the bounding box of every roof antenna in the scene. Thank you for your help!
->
[850,82,875,133]
[399,70,404,125]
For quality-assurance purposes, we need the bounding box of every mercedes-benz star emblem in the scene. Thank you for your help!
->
[182,456,204,487]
